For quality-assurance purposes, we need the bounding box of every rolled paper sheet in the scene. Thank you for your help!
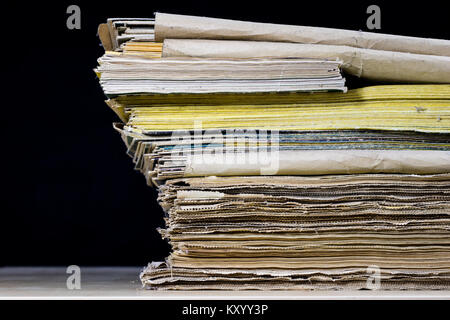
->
[162,39,450,83]
[182,150,450,177]
[154,12,450,57]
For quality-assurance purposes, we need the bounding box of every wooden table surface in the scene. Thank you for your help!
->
[1,267,449,299]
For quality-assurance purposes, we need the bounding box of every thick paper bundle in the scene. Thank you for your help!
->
[140,174,450,290]
[114,126,450,185]
[95,15,450,291]
[96,55,346,95]
[111,85,450,133]
[111,84,450,185]
[97,14,450,83]
[162,39,450,83]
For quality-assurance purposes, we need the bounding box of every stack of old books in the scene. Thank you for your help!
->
[97,14,450,290]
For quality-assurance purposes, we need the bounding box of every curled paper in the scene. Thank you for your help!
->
[183,150,450,177]
[155,12,450,57]
[163,39,450,83]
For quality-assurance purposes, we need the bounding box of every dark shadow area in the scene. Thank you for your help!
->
[2,0,448,265]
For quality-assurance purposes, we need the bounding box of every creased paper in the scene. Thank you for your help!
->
[184,150,450,177]
[163,39,450,83]
[155,12,450,57]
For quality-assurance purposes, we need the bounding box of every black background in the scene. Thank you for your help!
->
[2,0,449,266]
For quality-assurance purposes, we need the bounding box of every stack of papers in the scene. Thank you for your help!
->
[141,174,450,290]
[96,14,450,291]
[96,55,346,95]
[109,84,450,132]
[114,127,450,186]
[154,13,450,83]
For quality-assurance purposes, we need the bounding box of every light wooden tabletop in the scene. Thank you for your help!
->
[1,267,449,299]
